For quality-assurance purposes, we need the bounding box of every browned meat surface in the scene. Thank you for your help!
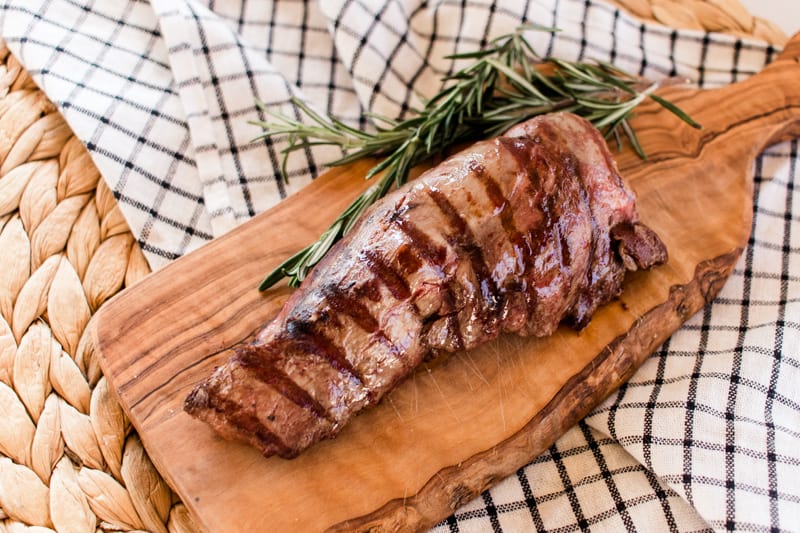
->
[184,112,668,459]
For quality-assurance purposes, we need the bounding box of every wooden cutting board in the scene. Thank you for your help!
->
[94,35,800,532]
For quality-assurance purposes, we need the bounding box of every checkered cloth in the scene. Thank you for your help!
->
[2,0,798,531]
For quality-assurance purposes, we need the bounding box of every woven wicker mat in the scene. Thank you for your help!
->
[0,1,787,532]
[609,0,787,44]
[0,47,194,532]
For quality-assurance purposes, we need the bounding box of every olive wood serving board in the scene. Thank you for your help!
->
[94,35,800,533]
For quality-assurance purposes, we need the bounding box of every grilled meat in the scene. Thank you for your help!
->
[184,112,668,458]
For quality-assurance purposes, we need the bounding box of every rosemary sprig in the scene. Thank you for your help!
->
[253,25,700,290]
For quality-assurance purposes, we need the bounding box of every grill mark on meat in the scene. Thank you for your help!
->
[473,159,535,280]
[322,286,379,333]
[536,120,560,147]
[527,151,579,322]
[535,198,559,279]
[425,186,501,312]
[499,137,560,321]
[393,201,465,346]
[559,222,572,268]
[555,130,619,328]
[319,286,404,381]
[498,137,536,181]
[420,277,466,352]
[207,394,293,458]
[352,278,382,302]
[578,166,608,324]
[396,244,422,276]
[471,160,505,209]
[363,249,411,301]
[441,283,465,352]
[234,346,330,420]
[471,156,538,334]
[284,319,366,387]
[391,211,447,266]
[446,314,464,351]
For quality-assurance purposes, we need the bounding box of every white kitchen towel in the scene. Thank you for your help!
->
[0,0,778,267]
[1,1,798,531]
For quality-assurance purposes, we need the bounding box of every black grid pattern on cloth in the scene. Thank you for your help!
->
[3,0,214,265]
[320,0,779,121]
[430,423,715,532]
[142,0,352,239]
[590,144,800,531]
[2,0,780,267]
[2,0,798,531]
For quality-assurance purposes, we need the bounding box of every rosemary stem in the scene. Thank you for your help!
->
[255,25,699,290]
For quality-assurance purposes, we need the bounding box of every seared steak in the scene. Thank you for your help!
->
[184,112,667,458]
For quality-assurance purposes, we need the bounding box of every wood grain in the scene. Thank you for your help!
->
[93,35,800,533]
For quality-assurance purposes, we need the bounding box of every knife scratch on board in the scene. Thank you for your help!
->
[427,368,463,423]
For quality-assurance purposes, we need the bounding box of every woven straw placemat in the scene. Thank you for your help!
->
[0,1,787,531]
[609,0,788,45]
[0,46,195,532]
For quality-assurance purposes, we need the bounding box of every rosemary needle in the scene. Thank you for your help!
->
[253,25,700,291]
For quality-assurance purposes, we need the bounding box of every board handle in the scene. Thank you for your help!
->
[748,32,800,147]
[768,34,800,145]
[619,32,800,172]
[776,32,800,67]
[707,31,800,153]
